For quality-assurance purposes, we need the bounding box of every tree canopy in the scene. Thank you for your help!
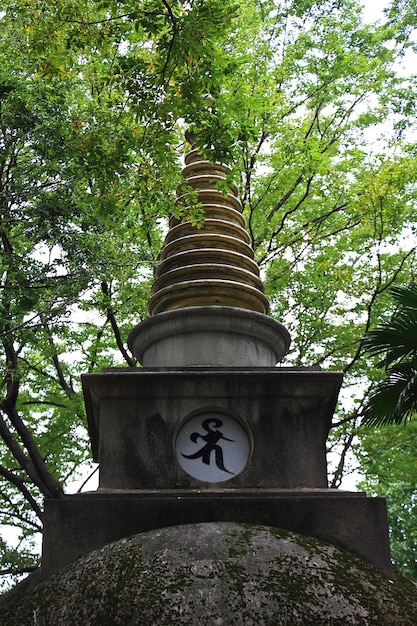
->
[1,0,416,586]
[356,419,417,581]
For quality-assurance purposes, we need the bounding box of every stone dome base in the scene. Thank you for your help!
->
[2,522,417,625]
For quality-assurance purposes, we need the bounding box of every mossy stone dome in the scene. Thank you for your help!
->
[2,522,417,625]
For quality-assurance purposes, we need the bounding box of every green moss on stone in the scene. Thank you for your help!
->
[1,523,417,625]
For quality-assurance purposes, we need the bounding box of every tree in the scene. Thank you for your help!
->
[0,0,245,586]
[361,284,417,427]
[357,285,417,581]
[1,0,417,587]
[356,420,417,581]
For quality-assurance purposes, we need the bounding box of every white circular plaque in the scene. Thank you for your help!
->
[175,412,250,483]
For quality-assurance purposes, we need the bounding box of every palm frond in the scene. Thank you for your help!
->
[390,284,417,311]
[363,312,417,367]
[362,365,417,427]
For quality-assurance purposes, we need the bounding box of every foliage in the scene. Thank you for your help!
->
[0,0,416,587]
[361,285,417,426]
[356,421,417,581]
[358,284,417,580]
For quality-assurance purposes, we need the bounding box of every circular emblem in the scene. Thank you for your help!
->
[175,412,250,483]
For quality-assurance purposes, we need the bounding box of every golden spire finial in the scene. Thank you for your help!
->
[147,136,269,316]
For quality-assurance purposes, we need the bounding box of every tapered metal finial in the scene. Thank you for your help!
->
[148,139,269,315]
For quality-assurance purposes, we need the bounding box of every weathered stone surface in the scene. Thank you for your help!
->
[82,367,342,490]
[40,489,392,579]
[2,523,417,625]
[128,307,290,367]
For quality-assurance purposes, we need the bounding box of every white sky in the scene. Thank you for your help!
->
[362,0,390,23]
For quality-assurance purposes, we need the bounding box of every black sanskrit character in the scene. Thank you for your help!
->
[181,418,234,474]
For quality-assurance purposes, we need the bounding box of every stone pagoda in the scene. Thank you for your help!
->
[40,134,392,579]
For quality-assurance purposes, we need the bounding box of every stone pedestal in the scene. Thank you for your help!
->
[83,367,341,490]
[41,490,392,579]
[40,365,393,579]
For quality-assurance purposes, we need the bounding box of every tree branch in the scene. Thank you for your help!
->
[266,173,304,221]
[160,0,179,84]
[0,564,38,576]
[344,247,416,374]
[1,340,64,500]
[41,317,75,397]
[101,282,136,367]
[329,428,356,489]
[76,465,99,493]
[0,408,63,500]
[0,465,43,523]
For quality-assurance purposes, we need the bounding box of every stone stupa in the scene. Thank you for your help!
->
[2,133,416,625]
